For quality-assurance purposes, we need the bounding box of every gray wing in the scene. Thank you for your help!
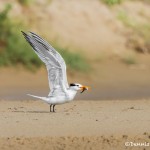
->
[22,31,69,96]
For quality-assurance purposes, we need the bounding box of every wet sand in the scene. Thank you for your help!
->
[0,99,150,150]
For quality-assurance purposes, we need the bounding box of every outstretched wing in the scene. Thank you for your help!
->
[21,31,69,96]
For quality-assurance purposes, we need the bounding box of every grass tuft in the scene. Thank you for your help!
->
[121,52,137,65]
[117,11,150,53]
[117,11,137,28]
[18,0,33,6]
[102,0,122,5]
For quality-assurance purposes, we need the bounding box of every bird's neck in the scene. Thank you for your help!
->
[67,89,78,101]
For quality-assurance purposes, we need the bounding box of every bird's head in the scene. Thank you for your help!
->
[69,83,90,93]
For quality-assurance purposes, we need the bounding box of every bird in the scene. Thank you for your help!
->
[21,31,90,112]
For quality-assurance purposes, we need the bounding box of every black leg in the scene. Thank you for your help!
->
[50,104,52,112]
[53,105,55,112]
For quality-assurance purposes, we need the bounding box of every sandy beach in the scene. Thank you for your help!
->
[0,0,150,149]
[0,99,150,150]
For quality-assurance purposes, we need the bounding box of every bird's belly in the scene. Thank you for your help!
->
[47,96,69,105]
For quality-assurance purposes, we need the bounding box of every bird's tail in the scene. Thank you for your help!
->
[27,94,49,102]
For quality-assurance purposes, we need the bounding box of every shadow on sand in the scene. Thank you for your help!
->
[12,110,51,113]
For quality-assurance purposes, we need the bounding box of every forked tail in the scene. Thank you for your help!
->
[27,94,48,102]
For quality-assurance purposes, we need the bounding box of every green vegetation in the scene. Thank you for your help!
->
[117,11,150,53]
[0,4,89,72]
[0,4,42,70]
[18,0,33,6]
[102,0,122,5]
[102,0,150,5]
[121,51,137,65]
[54,46,89,71]
[117,11,137,28]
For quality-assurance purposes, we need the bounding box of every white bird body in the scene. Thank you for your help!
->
[28,89,77,105]
[22,31,89,112]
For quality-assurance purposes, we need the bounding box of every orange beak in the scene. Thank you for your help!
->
[80,86,90,93]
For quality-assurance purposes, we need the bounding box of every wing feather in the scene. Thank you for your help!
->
[29,32,68,88]
[21,31,69,95]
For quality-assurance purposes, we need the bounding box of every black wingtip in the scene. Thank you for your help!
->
[21,31,27,36]
[29,31,35,34]
[21,31,39,53]
[29,31,40,38]
[21,30,25,34]
[21,31,29,41]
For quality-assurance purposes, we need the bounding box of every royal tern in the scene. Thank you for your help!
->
[21,31,89,112]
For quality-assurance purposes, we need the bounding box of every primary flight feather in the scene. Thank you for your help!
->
[21,31,89,112]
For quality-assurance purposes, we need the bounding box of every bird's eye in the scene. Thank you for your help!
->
[70,83,76,86]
